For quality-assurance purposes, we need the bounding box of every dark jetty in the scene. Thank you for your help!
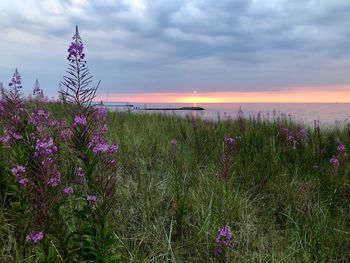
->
[144,106,204,111]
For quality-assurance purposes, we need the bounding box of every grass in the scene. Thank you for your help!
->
[105,110,350,262]
[1,105,350,262]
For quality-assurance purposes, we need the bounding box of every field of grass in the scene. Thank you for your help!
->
[1,105,350,262]
[107,111,350,262]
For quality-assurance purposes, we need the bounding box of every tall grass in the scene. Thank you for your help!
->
[79,110,350,262]
[1,106,350,261]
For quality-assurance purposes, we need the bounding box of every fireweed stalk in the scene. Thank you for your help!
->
[328,142,347,174]
[0,69,55,257]
[24,108,66,247]
[0,69,26,145]
[60,26,104,171]
[32,78,44,99]
[59,26,119,261]
[0,71,64,258]
[215,225,232,261]
[30,78,46,111]
[215,136,240,180]
[237,107,245,133]
[60,26,118,192]
[0,70,33,256]
[4,70,72,251]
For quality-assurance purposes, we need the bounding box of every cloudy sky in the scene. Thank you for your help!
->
[1,0,350,102]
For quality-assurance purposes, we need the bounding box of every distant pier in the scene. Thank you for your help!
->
[143,106,204,111]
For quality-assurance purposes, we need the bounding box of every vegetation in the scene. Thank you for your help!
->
[2,103,350,261]
[101,110,350,262]
[1,26,349,262]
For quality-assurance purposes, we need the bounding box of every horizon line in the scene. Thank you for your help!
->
[94,85,350,103]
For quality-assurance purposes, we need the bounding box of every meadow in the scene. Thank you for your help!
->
[1,101,350,262]
[1,26,350,262]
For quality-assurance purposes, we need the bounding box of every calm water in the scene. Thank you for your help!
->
[105,102,350,127]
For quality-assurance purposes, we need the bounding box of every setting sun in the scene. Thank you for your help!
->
[97,84,350,103]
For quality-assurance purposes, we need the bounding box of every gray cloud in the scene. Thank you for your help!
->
[0,0,350,97]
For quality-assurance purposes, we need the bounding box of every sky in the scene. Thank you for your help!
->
[1,0,350,102]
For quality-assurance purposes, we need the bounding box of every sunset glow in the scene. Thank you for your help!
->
[96,85,350,103]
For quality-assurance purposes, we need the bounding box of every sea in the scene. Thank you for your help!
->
[103,102,350,127]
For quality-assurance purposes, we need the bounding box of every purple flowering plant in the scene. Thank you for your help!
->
[11,165,28,187]
[215,225,233,260]
[280,126,310,150]
[216,136,240,180]
[0,69,26,145]
[25,109,66,242]
[330,156,340,167]
[60,26,99,110]
[26,230,44,244]
[57,26,119,261]
[237,107,245,132]
[32,78,44,99]
[338,143,346,153]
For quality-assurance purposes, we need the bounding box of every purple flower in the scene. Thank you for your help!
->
[73,115,87,127]
[216,225,232,247]
[170,139,177,145]
[60,129,73,140]
[26,231,44,244]
[108,159,117,166]
[330,156,340,167]
[224,136,235,145]
[215,225,232,255]
[12,115,20,123]
[297,128,308,139]
[41,157,53,166]
[338,143,346,153]
[12,132,22,140]
[47,171,61,187]
[76,167,86,184]
[87,195,97,202]
[35,137,58,158]
[100,124,108,134]
[67,42,85,61]
[11,165,25,175]
[33,78,44,98]
[38,109,50,117]
[9,68,22,90]
[63,186,74,195]
[51,119,58,128]
[287,134,295,142]
[67,26,85,62]
[89,133,104,147]
[18,178,29,186]
[107,144,119,154]
[91,142,119,155]
[76,167,85,177]
[0,134,11,145]
[93,106,107,120]
[59,120,67,127]
[11,165,28,187]
[92,143,109,153]
[281,127,289,134]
